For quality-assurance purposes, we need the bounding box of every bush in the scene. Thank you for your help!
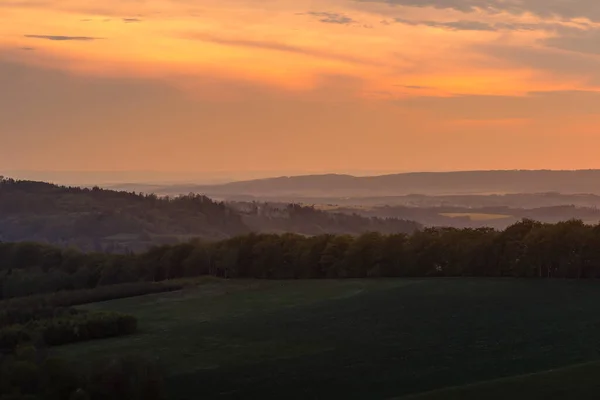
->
[85,356,165,400]
[0,326,33,354]
[1,344,165,400]
[31,311,137,346]
[1,311,137,350]
[0,281,182,329]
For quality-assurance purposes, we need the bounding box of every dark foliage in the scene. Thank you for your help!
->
[0,178,420,252]
[0,345,163,400]
[235,202,422,236]
[0,311,137,352]
[0,281,183,328]
[137,220,600,280]
[2,219,600,303]
[0,177,248,251]
[30,311,137,347]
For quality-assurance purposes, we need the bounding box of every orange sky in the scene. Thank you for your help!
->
[2,0,600,178]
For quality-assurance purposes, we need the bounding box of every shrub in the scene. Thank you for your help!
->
[1,311,137,350]
[30,312,137,346]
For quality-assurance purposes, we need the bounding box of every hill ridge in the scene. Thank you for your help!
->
[154,169,600,197]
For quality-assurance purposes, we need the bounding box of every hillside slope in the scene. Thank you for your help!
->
[0,178,248,251]
[0,178,419,251]
[54,279,600,399]
[158,170,600,197]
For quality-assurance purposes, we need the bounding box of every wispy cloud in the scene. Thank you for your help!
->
[355,0,600,22]
[24,34,103,41]
[189,33,382,66]
[397,85,432,89]
[123,18,142,23]
[303,11,356,24]
[394,18,588,33]
[542,30,600,55]
[395,18,496,31]
[0,1,51,8]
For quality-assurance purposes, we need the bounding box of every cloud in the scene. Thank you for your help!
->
[355,0,600,22]
[123,18,142,23]
[475,42,600,85]
[24,35,102,41]
[304,11,356,24]
[394,18,587,33]
[19,47,35,51]
[396,85,432,89]
[188,33,382,66]
[0,1,50,8]
[395,18,496,31]
[542,30,600,55]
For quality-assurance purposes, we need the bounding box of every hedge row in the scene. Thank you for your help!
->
[0,311,137,351]
[0,281,182,329]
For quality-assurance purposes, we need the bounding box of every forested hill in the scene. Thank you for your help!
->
[158,170,600,197]
[233,202,421,236]
[0,178,248,251]
[0,178,420,251]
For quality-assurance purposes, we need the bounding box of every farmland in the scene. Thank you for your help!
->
[52,279,600,399]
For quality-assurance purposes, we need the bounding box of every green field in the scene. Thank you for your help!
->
[400,360,600,400]
[53,279,600,399]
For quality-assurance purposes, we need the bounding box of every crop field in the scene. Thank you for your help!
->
[53,279,600,399]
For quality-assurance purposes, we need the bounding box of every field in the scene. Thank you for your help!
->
[401,360,600,400]
[53,279,600,399]
[439,212,512,221]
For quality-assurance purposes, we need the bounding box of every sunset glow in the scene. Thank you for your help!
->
[2,0,600,175]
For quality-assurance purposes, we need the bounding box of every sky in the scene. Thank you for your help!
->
[2,0,600,180]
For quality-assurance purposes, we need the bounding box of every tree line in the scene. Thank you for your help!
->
[2,219,600,300]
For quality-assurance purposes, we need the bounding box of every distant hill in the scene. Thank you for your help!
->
[0,178,249,251]
[0,178,419,251]
[153,170,600,198]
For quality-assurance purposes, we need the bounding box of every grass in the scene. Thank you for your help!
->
[398,360,600,400]
[440,212,512,221]
[52,279,600,399]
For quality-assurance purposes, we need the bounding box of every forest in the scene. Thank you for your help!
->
[2,218,600,301]
[0,178,420,252]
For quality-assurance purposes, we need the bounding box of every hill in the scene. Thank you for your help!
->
[0,178,419,251]
[155,170,600,198]
[0,178,249,251]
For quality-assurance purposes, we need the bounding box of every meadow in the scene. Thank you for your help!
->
[401,360,600,400]
[52,279,600,399]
